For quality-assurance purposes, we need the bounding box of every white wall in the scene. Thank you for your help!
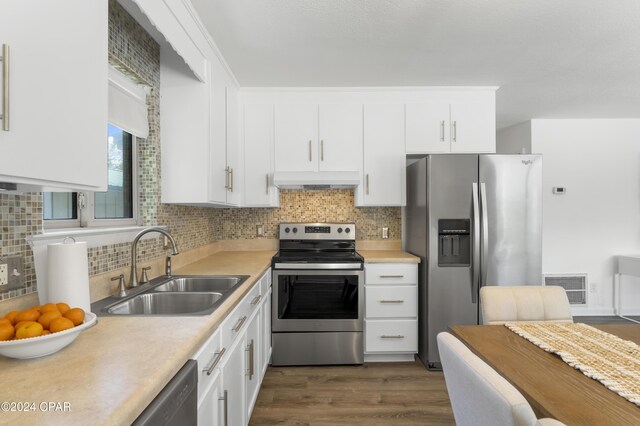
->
[527,119,640,315]
[496,121,532,154]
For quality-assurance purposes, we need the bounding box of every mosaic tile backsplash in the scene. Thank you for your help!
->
[0,2,401,303]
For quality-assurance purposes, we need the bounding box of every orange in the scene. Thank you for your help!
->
[41,330,51,336]
[0,323,15,341]
[4,311,19,325]
[15,321,43,339]
[63,308,85,326]
[0,318,11,327]
[14,320,34,331]
[15,309,40,323]
[31,305,42,313]
[56,302,71,315]
[38,311,62,329]
[40,303,59,314]
[49,317,74,333]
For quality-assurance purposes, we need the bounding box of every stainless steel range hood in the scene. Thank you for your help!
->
[273,171,360,189]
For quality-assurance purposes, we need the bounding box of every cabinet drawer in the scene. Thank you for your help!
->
[365,320,418,353]
[221,282,261,350]
[365,264,417,285]
[192,328,222,403]
[366,286,417,318]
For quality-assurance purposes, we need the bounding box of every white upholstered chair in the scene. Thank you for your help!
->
[437,332,566,426]
[479,286,573,325]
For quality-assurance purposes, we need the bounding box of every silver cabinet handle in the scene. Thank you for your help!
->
[308,140,312,161]
[440,120,445,141]
[379,275,404,278]
[204,347,226,376]
[320,140,324,161]
[366,174,370,195]
[224,166,229,190]
[251,295,262,305]
[452,121,457,142]
[265,174,269,195]
[1,44,9,131]
[381,335,405,339]
[232,315,247,332]
[219,390,228,426]
[380,300,404,304]
[229,167,233,192]
[246,339,254,379]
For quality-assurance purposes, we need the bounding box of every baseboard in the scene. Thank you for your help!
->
[571,306,615,316]
[364,353,415,362]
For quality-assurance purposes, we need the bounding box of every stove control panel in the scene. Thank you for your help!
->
[279,223,356,240]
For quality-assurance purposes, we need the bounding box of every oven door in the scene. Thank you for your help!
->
[272,269,364,332]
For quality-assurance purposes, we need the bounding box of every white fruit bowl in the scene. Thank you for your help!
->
[0,312,97,359]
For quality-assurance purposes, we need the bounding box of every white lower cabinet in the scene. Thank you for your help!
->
[194,268,272,425]
[364,263,418,360]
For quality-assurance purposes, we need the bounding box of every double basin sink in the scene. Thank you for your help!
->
[94,275,249,316]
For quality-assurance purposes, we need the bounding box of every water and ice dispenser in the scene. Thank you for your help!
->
[438,219,471,267]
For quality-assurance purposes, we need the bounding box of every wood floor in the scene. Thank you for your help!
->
[249,360,455,425]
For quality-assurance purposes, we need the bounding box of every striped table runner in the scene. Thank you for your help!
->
[505,322,640,406]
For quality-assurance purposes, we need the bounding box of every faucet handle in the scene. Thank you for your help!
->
[140,266,151,284]
[165,256,172,277]
[111,274,127,298]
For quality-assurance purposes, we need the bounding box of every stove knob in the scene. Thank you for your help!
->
[292,227,298,233]
[337,227,343,233]
[345,227,351,234]
[284,227,290,233]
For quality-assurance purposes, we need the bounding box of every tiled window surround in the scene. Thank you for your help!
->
[0,1,400,304]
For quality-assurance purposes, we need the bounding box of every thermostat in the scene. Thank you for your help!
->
[552,187,566,195]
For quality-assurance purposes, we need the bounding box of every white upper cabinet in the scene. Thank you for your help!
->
[209,54,230,204]
[274,102,363,173]
[243,103,279,207]
[0,0,108,191]
[405,92,496,154]
[359,103,405,207]
[318,104,363,172]
[274,103,318,172]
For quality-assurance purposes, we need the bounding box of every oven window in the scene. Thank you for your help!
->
[277,275,359,320]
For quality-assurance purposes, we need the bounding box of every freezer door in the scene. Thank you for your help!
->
[425,155,479,368]
[479,155,542,286]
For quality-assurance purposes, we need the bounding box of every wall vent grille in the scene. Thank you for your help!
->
[544,274,588,305]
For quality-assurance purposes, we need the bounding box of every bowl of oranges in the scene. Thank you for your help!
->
[0,303,97,359]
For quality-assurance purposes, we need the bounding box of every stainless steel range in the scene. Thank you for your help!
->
[271,223,364,366]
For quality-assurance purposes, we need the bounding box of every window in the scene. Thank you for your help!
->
[43,124,138,228]
[44,66,148,229]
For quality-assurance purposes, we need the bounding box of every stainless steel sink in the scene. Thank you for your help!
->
[107,292,223,315]
[94,274,251,316]
[154,276,248,293]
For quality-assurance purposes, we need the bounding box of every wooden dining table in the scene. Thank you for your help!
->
[449,323,640,426]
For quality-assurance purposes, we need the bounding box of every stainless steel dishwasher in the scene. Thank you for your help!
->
[133,359,198,426]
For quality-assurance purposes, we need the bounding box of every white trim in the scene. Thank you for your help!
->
[239,86,500,93]
[570,306,616,316]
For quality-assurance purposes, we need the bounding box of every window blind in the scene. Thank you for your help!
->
[108,66,149,138]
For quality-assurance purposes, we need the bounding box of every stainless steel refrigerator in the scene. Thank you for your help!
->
[405,154,542,369]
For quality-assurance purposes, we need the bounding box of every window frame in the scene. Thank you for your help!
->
[43,131,140,230]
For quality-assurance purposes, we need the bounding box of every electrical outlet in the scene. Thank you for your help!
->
[382,227,389,239]
[0,264,7,286]
[256,224,264,237]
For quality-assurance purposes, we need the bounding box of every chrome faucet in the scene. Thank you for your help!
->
[129,227,179,288]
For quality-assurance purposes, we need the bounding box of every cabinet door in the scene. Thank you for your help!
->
[243,104,278,207]
[450,101,495,153]
[209,54,228,203]
[361,104,405,206]
[318,104,363,172]
[0,0,107,190]
[220,338,246,426]
[274,103,318,172]
[261,289,272,377]
[405,103,451,153]
[245,311,261,418]
[198,371,222,426]
[225,78,241,206]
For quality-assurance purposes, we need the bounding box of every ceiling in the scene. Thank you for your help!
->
[190,0,640,129]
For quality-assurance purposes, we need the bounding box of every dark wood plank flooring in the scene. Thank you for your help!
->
[575,315,640,324]
[249,360,454,425]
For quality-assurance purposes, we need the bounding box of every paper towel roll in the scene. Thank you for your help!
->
[46,241,91,312]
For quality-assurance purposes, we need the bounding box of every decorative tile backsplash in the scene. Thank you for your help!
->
[0,1,401,304]
[212,190,401,240]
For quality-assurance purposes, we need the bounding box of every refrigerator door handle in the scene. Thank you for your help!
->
[471,182,480,303]
[480,182,489,288]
